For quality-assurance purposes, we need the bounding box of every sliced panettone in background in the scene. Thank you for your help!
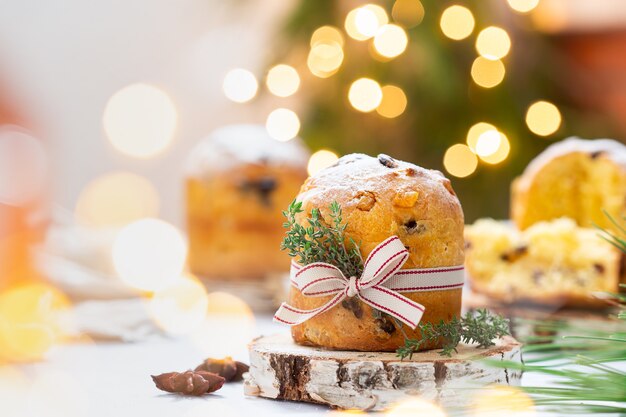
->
[465,218,624,307]
[511,137,626,231]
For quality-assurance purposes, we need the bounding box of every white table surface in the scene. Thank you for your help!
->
[1,315,575,417]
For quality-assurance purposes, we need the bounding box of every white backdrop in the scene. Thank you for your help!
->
[0,0,295,225]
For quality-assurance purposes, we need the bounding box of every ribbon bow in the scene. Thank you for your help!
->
[274,236,465,329]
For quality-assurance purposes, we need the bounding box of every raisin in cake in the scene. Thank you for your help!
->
[512,137,626,230]
[465,218,624,307]
[185,124,309,280]
[289,153,464,351]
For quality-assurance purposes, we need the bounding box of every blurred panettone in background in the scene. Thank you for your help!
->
[465,218,624,307]
[466,137,626,308]
[185,124,309,281]
[511,138,626,231]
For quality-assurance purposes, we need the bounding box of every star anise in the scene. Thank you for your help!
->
[194,357,249,382]
[151,370,225,396]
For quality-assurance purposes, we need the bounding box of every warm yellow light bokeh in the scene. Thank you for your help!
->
[480,132,511,164]
[475,129,502,157]
[191,292,255,358]
[0,284,70,362]
[386,398,447,417]
[471,57,506,88]
[103,83,178,159]
[466,122,497,153]
[377,85,408,118]
[476,26,511,60]
[112,218,187,292]
[266,64,300,98]
[307,150,339,176]
[348,78,383,112]
[311,26,345,47]
[373,24,408,59]
[440,5,475,40]
[345,4,388,41]
[149,275,209,336]
[307,41,344,78]
[266,108,301,142]
[222,68,259,103]
[471,385,536,417]
[525,100,562,136]
[444,144,478,178]
[392,0,425,28]
[75,172,159,228]
[507,0,540,13]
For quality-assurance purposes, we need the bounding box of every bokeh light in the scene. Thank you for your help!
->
[466,122,497,153]
[266,64,300,98]
[149,275,209,336]
[475,129,502,157]
[386,398,447,417]
[525,100,562,136]
[266,108,301,142]
[307,150,339,176]
[471,385,536,417]
[373,24,408,59]
[345,4,388,41]
[507,0,539,13]
[444,144,478,178]
[222,68,259,103]
[112,218,187,292]
[476,27,511,60]
[75,172,159,228]
[471,57,506,88]
[103,83,177,159]
[0,283,70,362]
[392,0,425,28]
[348,78,383,112]
[191,292,255,358]
[0,128,47,207]
[480,132,511,164]
[311,26,345,47]
[307,41,344,78]
[440,5,475,40]
[377,85,408,118]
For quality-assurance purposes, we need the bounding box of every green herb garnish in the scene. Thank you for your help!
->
[281,200,363,278]
[397,309,510,359]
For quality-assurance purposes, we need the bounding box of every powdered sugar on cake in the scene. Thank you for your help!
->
[522,137,626,180]
[185,124,310,177]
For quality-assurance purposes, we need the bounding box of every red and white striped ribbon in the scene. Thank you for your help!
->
[273,236,464,329]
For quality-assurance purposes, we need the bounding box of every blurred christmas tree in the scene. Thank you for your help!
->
[259,0,622,221]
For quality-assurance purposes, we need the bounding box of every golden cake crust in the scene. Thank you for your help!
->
[288,154,465,351]
[512,137,626,230]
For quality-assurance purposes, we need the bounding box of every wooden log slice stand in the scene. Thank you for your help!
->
[244,333,522,411]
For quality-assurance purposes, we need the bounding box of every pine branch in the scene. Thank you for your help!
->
[397,309,510,359]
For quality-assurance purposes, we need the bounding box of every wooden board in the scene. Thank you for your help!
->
[244,333,522,411]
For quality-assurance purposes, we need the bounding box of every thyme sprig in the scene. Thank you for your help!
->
[281,200,363,278]
[397,309,510,359]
